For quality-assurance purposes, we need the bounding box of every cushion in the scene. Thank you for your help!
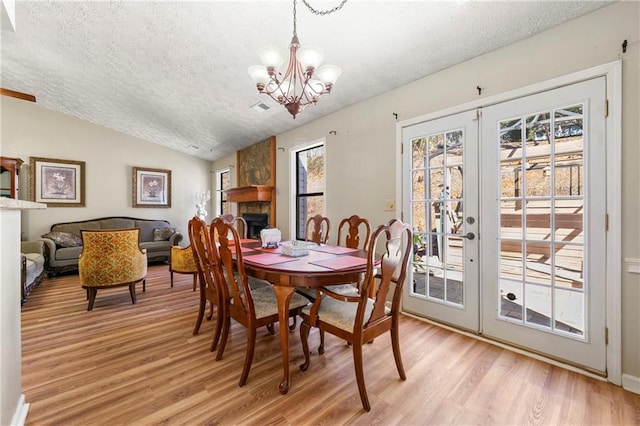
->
[41,231,83,248]
[153,227,176,241]
[56,246,83,261]
[136,220,172,242]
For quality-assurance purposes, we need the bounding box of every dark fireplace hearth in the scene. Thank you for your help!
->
[242,213,268,239]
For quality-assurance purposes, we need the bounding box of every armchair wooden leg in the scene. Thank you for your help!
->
[170,271,174,288]
[129,283,137,305]
[192,274,197,291]
[299,321,311,371]
[87,288,97,311]
[142,278,146,292]
[352,342,371,412]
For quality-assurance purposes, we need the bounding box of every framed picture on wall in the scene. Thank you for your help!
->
[29,157,85,207]
[132,166,171,208]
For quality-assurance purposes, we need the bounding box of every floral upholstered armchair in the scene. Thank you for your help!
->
[169,245,198,291]
[78,228,147,311]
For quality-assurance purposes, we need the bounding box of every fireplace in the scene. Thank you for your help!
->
[242,213,268,239]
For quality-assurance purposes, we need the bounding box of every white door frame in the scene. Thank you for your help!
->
[395,60,622,384]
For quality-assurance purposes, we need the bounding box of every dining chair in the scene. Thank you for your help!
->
[314,214,372,353]
[296,213,332,305]
[299,218,413,411]
[326,214,372,295]
[188,217,224,341]
[304,214,330,244]
[210,217,309,387]
[78,228,147,311]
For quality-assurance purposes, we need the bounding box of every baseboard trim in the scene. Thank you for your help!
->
[10,394,29,426]
[622,374,640,394]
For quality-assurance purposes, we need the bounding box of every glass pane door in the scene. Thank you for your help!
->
[403,110,479,332]
[480,77,607,373]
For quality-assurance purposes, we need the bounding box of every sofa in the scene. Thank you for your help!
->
[41,216,183,276]
[21,240,46,305]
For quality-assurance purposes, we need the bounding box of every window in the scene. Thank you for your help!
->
[215,169,231,217]
[293,143,325,240]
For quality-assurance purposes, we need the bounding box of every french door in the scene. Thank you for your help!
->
[402,77,607,373]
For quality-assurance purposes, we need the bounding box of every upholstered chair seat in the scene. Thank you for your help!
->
[301,296,390,333]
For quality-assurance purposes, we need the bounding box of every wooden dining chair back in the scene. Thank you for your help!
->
[304,214,330,244]
[188,217,224,346]
[209,217,309,387]
[220,213,248,238]
[336,214,371,250]
[299,218,413,411]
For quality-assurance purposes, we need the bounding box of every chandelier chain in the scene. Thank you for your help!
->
[302,0,348,16]
[293,0,297,37]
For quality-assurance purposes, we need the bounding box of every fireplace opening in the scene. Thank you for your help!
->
[242,213,268,239]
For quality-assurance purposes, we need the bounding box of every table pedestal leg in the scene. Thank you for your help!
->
[273,284,295,394]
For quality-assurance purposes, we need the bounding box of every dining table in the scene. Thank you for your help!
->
[233,239,370,394]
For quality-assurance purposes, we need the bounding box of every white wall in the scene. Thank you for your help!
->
[0,97,212,243]
[213,1,640,379]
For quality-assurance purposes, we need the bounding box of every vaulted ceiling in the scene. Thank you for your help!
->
[1,0,612,161]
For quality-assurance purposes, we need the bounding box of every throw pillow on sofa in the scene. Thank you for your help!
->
[41,231,83,248]
[153,227,176,241]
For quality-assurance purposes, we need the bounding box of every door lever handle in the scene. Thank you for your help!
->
[460,232,475,240]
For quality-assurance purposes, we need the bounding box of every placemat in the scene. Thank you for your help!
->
[243,253,300,266]
[309,245,359,255]
[309,255,368,270]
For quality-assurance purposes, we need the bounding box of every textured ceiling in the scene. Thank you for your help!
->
[1,0,612,161]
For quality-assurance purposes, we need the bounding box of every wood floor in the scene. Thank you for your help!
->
[21,264,640,425]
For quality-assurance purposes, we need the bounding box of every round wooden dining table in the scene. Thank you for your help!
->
[236,240,369,394]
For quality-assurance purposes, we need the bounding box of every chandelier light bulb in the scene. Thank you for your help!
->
[297,45,325,71]
[258,45,287,70]
[316,64,342,87]
[248,65,270,87]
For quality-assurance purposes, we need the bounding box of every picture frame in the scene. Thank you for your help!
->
[29,157,85,207]
[132,166,171,208]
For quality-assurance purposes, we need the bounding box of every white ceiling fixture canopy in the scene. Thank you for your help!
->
[248,0,347,119]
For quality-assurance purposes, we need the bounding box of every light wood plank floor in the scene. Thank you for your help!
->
[21,264,640,425]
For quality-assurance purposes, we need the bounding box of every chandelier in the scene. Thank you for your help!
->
[248,0,346,118]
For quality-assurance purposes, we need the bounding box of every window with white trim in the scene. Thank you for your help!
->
[293,143,325,240]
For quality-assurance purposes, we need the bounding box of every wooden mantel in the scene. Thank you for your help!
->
[225,185,274,203]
